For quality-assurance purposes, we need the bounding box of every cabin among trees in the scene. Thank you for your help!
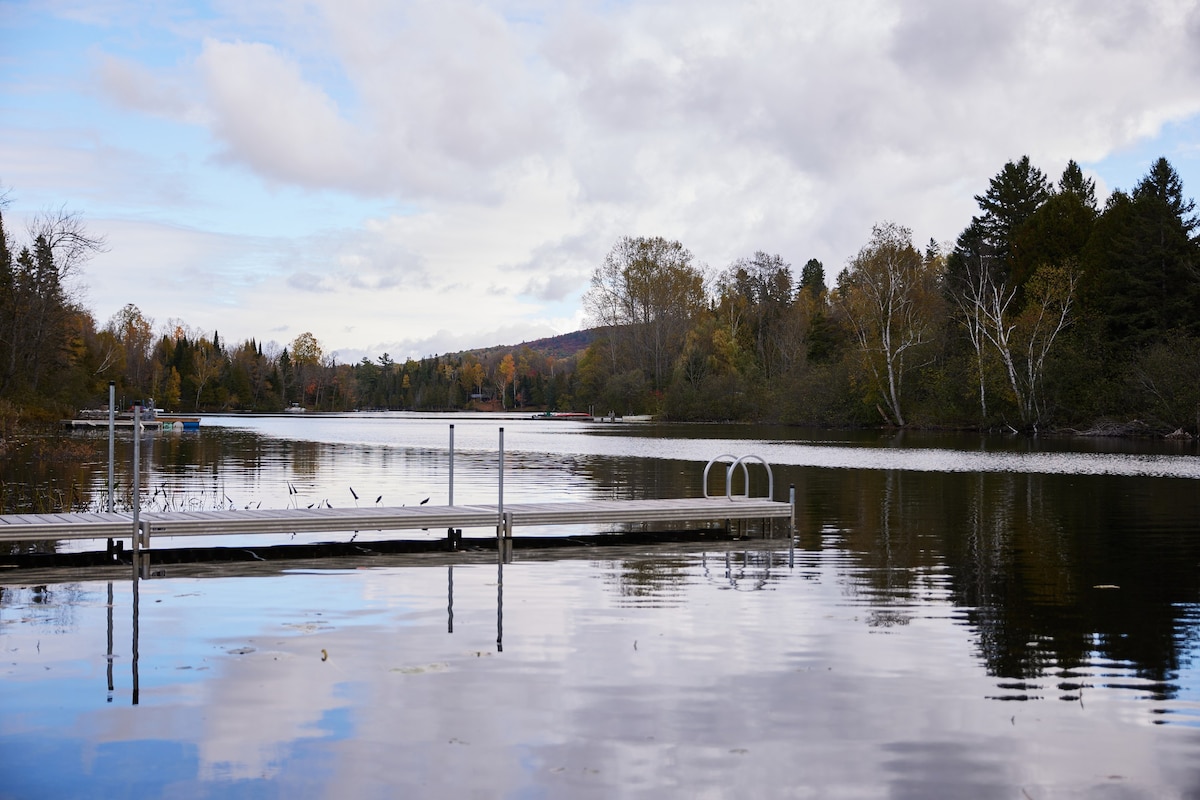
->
[2,155,1198,433]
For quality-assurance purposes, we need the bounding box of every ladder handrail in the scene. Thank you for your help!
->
[703,453,774,501]
[703,454,743,498]
[728,454,774,501]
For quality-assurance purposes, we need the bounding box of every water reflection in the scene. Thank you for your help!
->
[8,419,1200,720]
[4,544,1200,796]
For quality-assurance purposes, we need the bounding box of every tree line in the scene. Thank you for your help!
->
[578,156,1199,432]
[1,154,1197,432]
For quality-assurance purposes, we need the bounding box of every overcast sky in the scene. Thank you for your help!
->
[2,0,1199,364]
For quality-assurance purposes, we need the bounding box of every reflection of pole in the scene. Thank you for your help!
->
[496,561,504,653]
[131,571,140,706]
[106,581,114,703]
[447,565,454,634]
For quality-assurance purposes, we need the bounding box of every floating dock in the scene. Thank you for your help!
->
[63,415,200,431]
[2,424,792,567]
[0,496,792,545]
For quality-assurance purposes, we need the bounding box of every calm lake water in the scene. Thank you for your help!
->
[3,414,1200,797]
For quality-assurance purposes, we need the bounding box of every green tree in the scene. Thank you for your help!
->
[716,252,795,380]
[1058,159,1098,211]
[799,258,826,299]
[0,204,104,401]
[973,155,1052,274]
[1081,158,1200,351]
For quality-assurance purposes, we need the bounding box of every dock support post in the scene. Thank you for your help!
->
[788,483,796,569]
[136,521,151,579]
[498,427,505,517]
[496,511,513,564]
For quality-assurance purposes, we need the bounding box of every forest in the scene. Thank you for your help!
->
[1,155,1197,434]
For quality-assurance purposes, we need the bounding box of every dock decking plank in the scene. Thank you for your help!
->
[0,497,792,544]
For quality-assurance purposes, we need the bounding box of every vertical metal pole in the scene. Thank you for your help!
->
[448,424,455,506]
[132,405,141,557]
[107,381,115,513]
[496,427,505,561]
[788,483,796,569]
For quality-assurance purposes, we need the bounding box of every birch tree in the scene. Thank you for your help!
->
[836,223,943,426]
[951,255,1078,427]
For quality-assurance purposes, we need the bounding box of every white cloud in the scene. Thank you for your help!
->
[5,0,1200,360]
[197,39,366,189]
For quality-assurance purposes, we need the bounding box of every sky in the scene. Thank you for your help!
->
[2,0,1199,365]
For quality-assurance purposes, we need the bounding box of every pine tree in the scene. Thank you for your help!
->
[972,155,1052,276]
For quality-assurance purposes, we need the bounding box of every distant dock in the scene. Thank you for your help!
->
[63,412,200,431]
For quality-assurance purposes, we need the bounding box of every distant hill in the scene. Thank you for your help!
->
[467,328,600,361]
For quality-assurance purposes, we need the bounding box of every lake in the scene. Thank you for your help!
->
[3,414,1200,797]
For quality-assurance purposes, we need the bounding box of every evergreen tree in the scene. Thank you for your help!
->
[1058,159,1098,211]
[1082,158,1200,350]
[799,258,826,299]
[972,155,1052,275]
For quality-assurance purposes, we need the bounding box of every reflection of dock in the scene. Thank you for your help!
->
[0,497,793,545]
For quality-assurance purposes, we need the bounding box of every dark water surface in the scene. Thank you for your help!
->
[3,414,1200,796]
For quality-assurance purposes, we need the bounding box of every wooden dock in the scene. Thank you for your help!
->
[0,497,794,546]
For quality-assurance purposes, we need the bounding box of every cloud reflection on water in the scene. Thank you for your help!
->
[4,549,1200,797]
